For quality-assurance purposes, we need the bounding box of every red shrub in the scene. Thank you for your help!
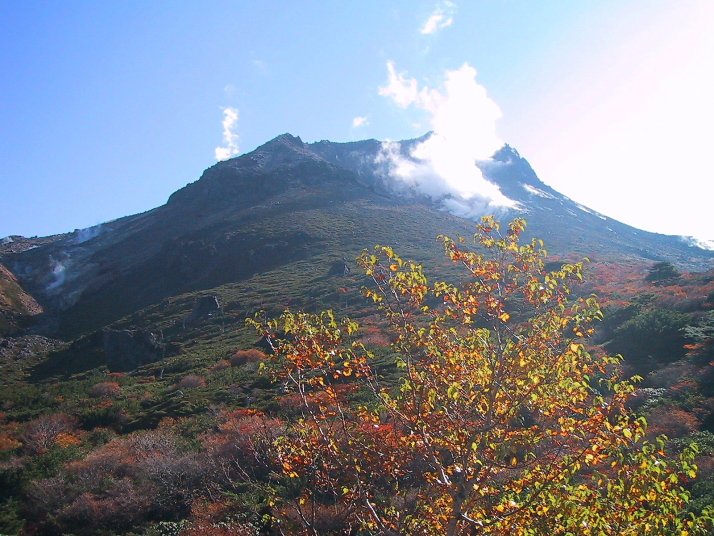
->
[56,478,154,529]
[201,410,285,484]
[360,326,391,347]
[174,374,206,390]
[89,382,122,399]
[210,359,231,373]
[646,406,700,439]
[22,413,78,454]
[0,417,22,453]
[25,427,217,534]
[106,372,126,379]
[229,349,267,367]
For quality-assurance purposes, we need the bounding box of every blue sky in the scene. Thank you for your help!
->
[1,1,712,244]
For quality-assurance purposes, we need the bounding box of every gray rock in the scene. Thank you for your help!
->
[184,295,220,326]
[103,329,166,372]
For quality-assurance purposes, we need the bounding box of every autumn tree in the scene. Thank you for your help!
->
[253,217,711,536]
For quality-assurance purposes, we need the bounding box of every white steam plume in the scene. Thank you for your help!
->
[378,62,516,217]
[75,223,103,244]
[421,1,456,35]
[46,255,68,292]
[215,107,240,161]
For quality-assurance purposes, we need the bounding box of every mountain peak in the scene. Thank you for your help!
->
[261,133,305,150]
[244,132,330,171]
[492,144,521,162]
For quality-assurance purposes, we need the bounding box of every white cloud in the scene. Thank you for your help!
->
[421,1,456,35]
[352,116,369,128]
[377,62,515,217]
[214,107,240,161]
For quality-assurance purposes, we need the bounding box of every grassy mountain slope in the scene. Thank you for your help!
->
[2,134,714,534]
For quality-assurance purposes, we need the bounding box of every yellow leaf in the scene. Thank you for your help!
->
[499,312,511,322]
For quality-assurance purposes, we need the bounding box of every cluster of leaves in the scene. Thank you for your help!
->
[250,217,712,535]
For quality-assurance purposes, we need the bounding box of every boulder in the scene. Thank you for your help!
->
[328,259,351,277]
[103,329,166,372]
[184,295,220,326]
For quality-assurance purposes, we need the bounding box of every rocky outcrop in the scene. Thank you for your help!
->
[103,329,177,372]
[0,263,43,335]
[328,259,351,276]
[184,295,220,326]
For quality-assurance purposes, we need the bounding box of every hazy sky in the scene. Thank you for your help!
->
[1,1,712,242]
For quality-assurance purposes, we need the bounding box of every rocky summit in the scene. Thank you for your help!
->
[1,133,712,339]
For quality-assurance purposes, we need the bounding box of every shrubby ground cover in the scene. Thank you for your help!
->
[1,218,714,535]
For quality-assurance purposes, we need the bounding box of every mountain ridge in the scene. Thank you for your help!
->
[1,133,712,338]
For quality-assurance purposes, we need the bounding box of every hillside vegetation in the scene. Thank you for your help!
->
[1,218,714,535]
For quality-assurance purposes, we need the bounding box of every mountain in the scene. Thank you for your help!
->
[1,133,712,339]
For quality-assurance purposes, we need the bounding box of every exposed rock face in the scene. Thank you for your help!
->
[2,132,713,341]
[184,295,220,325]
[0,263,43,335]
[103,329,169,372]
[0,335,63,363]
[0,264,42,315]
